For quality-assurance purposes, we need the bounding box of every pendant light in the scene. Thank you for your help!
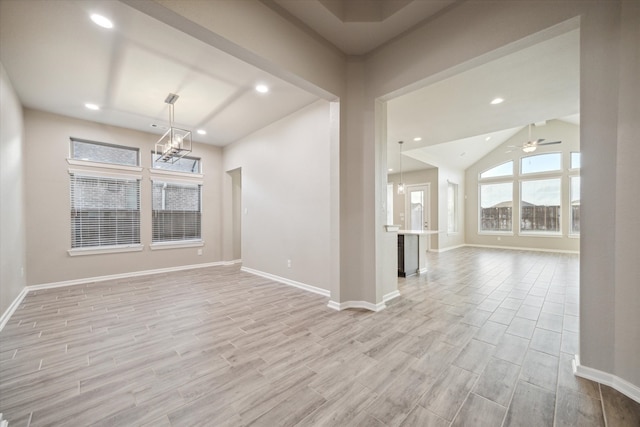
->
[155,93,192,163]
[397,140,405,195]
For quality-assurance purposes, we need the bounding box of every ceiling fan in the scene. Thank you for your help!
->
[507,123,562,153]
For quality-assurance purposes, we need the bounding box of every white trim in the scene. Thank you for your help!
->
[432,244,466,253]
[26,261,237,291]
[68,167,142,181]
[418,267,428,274]
[150,240,204,250]
[240,267,330,297]
[464,244,579,254]
[327,300,386,312]
[68,244,144,257]
[150,175,204,185]
[0,287,29,331]
[67,158,143,172]
[149,168,204,180]
[573,355,640,404]
[383,290,400,302]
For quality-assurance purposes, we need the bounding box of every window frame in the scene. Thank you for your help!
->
[68,169,143,256]
[151,151,203,175]
[478,181,514,235]
[69,137,140,168]
[519,177,563,236]
[447,181,459,234]
[150,178,204,249]
[520,152,562,176]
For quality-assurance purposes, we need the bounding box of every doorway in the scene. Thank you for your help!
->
[405,183,430,231]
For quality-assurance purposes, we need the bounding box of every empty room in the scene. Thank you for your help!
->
[1,0,638,426]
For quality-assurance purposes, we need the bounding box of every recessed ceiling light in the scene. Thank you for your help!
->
[485,136,491,141]
[413,137,422,142]
[490,97,504,105]
[255,84,269,93]
[90,14,113,29]
[388,168,393,172]
[85,103,100,110]
[197,129,207,135]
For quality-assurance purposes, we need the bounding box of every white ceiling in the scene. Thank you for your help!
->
[386,28,580,172]
[1,0,579,170]
[271,0,456,55]
[0,0,319,147]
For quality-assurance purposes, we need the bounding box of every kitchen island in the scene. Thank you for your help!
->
[397,229,438,277]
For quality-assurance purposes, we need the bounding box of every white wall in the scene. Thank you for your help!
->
[0,63,27,315]
[465,120,580,252]
[223,100,332,292]
[23,109,223,286]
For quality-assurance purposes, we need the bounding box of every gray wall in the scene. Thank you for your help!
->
[23,109,223,285]
[223,100,332,292]
[465,120,580,252]
[0,63,27,315]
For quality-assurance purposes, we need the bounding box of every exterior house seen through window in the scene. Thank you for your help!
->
[479,151,580,237]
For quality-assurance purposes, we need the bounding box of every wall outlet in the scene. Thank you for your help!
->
[197,249,203,256]
[287,259,291,268]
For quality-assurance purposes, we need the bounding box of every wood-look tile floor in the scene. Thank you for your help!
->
[2,247,639,426]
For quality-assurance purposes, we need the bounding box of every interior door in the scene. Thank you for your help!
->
[405,184,430,231]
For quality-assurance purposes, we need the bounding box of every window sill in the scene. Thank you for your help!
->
[518,232,563,238]
[67,158,142,172]
[478,231,514,236]
[568,234,581,239]
[150,169,204,180]
[68,244,143,256]
[150,240,204,250]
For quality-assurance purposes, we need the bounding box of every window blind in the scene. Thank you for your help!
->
[152,181,202,242]
[70,174,141,248]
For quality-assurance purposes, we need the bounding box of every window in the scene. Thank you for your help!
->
[386,183,394,225]
[70,174,141,249]
[152,152,201,174]
[571,152,581,169]
[480,161,513,179]
[480,182,513,232]
[520,178,561,233]
[571,176,580,235]
[71,138,139,166]
[152,181,202,243]
[521,152,561,174]
[447,182,458,233]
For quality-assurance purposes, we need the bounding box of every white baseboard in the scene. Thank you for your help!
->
[383,290,401,303]
[27,260,241,291]
[573,354,640,404]
[431,244,466,253]
[465,244,579,254]
[0,287,29,331]
[240,267,330,297]
[327,300,386,312]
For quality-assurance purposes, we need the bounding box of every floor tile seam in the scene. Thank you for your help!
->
[599,383,609,427]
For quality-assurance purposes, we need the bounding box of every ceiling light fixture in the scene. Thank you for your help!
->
[155,93,192,164]
[490,97,504,105]
[90,14,113,29]
[413,137,422,142]
[85,103,100,110]
[397,140,405,195]
[485,136,491,141]
[197,129,207,135]
[255,84,269,93]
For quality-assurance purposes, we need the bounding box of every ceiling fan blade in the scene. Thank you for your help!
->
[538,140,562,145]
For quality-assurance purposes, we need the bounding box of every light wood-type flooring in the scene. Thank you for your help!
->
[1,247,639,426]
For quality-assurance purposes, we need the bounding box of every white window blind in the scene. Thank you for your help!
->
[152,181,202,242]
[70,174,141,248]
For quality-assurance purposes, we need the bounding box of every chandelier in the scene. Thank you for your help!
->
[155,93,192,163]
